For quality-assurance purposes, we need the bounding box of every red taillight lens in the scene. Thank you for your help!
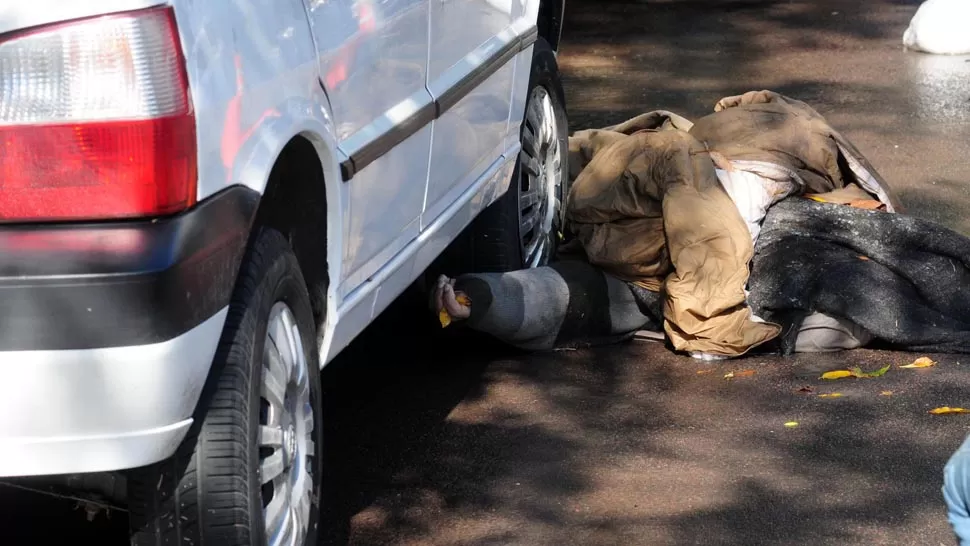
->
[0,8,196,223]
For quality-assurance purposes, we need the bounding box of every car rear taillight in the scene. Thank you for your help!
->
[0,7,197,223]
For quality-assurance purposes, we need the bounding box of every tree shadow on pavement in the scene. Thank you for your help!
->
[318,287,681,545]
[318,2,970,543]
[322,303,965,545]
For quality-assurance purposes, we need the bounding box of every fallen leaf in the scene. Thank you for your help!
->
[848,199,886,210]
[806,195,828,203]
[795,385,816,394]
[438,294,472,328]
[784,421,799,427]
[735,369,756,377]
[900,357,936,369]
[858,255,870,261]
[723,371,734,379]
[696,369,714,375]
[821,365,891,380]
[819,393,843,398]
[880,390,894,396]
[929,407,970,415]
[438,308,452,328]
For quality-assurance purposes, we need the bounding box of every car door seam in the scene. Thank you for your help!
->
[340,24,538,182]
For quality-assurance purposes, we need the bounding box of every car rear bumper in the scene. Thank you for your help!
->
[0,311,226,477]
[0,186,258,477]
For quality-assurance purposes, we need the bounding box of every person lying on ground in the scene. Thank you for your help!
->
[433,190,970,357]
[432,91,970,358]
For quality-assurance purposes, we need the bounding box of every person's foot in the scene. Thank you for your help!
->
[433,275,471,325]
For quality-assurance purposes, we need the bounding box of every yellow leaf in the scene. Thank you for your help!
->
[818,393,843,398]
[821,365,890,379]
[806,195,828,203]
[438,308,452,328]
[438,294,472,328]
[929,407,970,415]
[880,391,894,396]
[848,199,886,211]
[723,371,735,379]
[784,421,799,427]
[900,357,936,369]
[696,369,714,375]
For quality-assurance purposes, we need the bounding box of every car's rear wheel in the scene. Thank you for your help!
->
[469,37,569,272]
[128,228,323,546]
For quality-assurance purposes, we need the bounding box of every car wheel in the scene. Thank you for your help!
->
[470,36,569,272]
[128,227,323,546]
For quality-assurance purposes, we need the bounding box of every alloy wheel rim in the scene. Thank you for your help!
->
[518,85,562,268]
[259,302,315,546]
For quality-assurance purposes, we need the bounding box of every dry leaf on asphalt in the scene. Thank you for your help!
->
[724,369,756,379]
[696,369,714,375]
[900,357,936,369]
[929,407,970,415]
[795,385,816,394]
[784,421,799,427]
[818,393,843,398]
[820,365,890,380]
[880,391,894,396]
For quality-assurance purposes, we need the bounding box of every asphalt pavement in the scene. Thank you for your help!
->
[4,1,969,545]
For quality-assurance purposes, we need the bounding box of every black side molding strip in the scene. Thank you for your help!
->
[339,101,436,181]
[340,26,539,182]
[435,37,521,117]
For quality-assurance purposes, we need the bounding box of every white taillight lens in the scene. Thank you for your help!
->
[0,9,188,124]
[0,7,197,222]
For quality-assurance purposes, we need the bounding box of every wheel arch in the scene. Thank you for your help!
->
[538,0,566,52]
[248,133,339,340]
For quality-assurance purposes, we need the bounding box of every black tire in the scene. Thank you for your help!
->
[127,228,323,546]
[469,36,569,272]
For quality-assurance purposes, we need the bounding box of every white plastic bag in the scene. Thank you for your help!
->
[903,0,970,55]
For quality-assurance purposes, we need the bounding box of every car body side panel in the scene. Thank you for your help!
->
[423,0,514,229]
[303,0,433,299]
[170,0,347,373]
[321,150,518,364]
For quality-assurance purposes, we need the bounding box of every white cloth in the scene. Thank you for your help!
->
[715,161,801,247]
[903,0,970,55]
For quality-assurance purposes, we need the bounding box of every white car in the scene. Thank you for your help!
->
[0,0,568,544]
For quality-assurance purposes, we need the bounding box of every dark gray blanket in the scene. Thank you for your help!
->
[748,198,970,354]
